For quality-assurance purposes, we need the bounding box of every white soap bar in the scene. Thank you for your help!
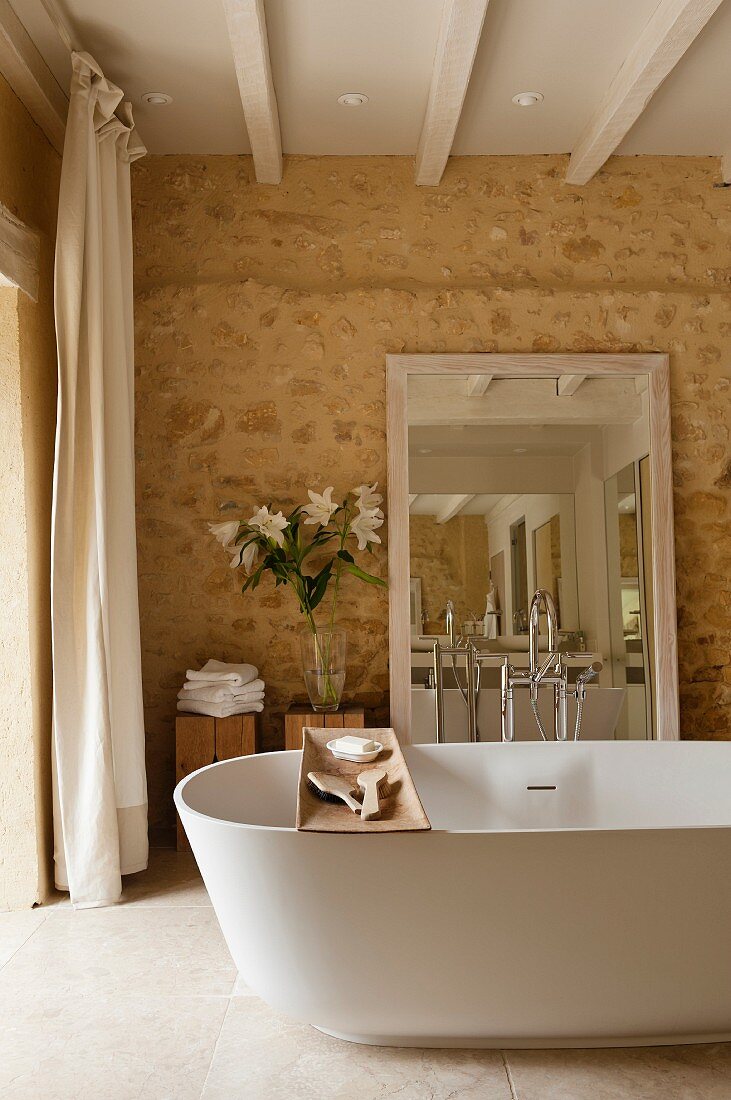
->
[332,735,377,755]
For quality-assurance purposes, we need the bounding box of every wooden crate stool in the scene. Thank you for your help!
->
[284,705,366,751]
[176,714,260,851]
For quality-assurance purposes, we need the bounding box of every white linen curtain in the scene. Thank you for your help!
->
[51,53,148,908]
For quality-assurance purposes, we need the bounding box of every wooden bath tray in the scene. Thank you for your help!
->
[296,727,431,833]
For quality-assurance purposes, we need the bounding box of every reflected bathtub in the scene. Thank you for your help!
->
[174,742,731,1048]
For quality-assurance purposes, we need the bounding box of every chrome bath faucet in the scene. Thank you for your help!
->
[432,589,602,744]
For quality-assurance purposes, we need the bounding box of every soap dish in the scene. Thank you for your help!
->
[326,739,383,763]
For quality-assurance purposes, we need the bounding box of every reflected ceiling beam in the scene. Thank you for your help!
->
[556,374,587,396]
[415,0,490,186]
[0,0,67,154]
[436,494,475,523]
[484,494,522,524]
[467,373,493,396]
[221,0,282,184]
[566,0,725,186]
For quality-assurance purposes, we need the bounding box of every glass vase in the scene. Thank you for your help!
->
[300,626,346,713]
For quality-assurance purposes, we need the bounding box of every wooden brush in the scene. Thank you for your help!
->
[357,768,390,821]
[307,771,362,813]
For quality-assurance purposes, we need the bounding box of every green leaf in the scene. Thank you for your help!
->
[345,562,387,587]
[337,548,354,563]
[309,561,334,610]
[270,562,291,584]
[241,562,266,594]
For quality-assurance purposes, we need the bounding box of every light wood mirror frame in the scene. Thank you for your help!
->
[386,353,679,743]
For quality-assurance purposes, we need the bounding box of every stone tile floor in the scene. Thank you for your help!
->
[0,850,729,1098]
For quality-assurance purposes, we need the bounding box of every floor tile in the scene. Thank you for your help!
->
[505,1043,731,1100]
[202,997,513,1100]
[120,848,210,907]
[39,849,209,910]
[0,906,236,998]
[0,991,228,1099]
[0,910,47,968]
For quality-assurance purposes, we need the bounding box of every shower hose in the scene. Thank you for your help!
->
[529,691,585,741]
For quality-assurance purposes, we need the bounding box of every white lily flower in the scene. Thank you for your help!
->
[209,519,240,549]
[349,509,383,551]
[230,540,260,574]
[303,486,338,527]
[353,482,383,515]
[248,505,288,547]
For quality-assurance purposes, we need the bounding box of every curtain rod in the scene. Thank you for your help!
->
[38,0,79,55]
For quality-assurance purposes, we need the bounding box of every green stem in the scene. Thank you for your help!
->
[318,506,350,706]
[301,601,339,708]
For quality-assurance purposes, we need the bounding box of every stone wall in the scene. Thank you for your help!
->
[619,513,639,578]
[132,154,731,833]
[409,514,490,634]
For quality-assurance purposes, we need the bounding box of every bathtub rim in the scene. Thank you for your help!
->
[173,743,731,836]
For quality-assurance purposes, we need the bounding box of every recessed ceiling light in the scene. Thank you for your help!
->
[511,91,543,108]
[513,447,528,454]
[337,92,369,107]
[417,448,433,455]
[142,92,173,106]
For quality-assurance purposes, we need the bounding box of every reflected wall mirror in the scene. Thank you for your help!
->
[386,354,678,744]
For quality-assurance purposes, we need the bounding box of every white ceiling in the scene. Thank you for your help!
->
[409,425,599,460]
[10,0,731,156]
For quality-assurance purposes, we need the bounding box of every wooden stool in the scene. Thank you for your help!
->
[176,714,260,851]
[284,705,366,751]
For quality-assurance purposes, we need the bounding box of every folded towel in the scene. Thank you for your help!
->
[177,698,264,718]
[185,659,258,687]
[182,673,264,699]
[178,686,265,705]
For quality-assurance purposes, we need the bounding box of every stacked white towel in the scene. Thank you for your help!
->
[177,660,265,717]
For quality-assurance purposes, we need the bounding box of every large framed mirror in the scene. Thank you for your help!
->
[386,354,678,743]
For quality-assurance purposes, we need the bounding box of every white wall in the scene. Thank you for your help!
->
[571,405,650,668]
[573,442,611,660]
[602,387,650,481]
[485,494,579,633]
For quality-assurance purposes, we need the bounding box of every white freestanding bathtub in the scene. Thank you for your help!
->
[174,742,731,1048]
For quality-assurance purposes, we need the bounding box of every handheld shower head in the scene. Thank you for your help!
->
[576,661,603,687]
[573,661,603,741]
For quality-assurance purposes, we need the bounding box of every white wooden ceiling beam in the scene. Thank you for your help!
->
[556,374,587,396]
[721,151,731,185]
[415,0,490,186]
[0,0,67,155]
[467,373,493,396]
[221,0,282,184]
[566,0,725,186]
[436,494,475,523]
[409,494,419,508]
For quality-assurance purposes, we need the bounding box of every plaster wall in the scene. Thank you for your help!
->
[0,74,60,907]
[131,154,731,833]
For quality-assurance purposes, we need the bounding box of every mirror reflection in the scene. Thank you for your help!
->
[407,373,654,741]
